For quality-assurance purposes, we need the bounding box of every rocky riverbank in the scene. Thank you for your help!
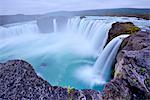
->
[0,22,149,100]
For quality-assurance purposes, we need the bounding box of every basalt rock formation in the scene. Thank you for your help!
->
[103,31,150,99]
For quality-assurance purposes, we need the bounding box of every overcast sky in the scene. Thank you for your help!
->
[0,0,150,15]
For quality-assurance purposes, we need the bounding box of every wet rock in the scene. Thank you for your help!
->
[80,16,86,19]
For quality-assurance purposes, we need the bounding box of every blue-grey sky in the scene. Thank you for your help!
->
[0,0,150,15]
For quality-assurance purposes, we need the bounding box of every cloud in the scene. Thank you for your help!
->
[0,0,150,15]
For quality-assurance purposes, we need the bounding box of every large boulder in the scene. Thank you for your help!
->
[0,60,102,100]
[107,22,140,43]
[0,60,69,100]
[103,31,150,99]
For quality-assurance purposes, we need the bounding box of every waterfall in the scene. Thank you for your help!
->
[93,35,129,83]
[0,22,39,38]
[76,34,129,88]
[53,19,57,32]
[67,17,114,52]
[0,16,147,90]
[67,17,130,88]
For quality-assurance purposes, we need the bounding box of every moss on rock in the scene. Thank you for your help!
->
[107,22,140,44]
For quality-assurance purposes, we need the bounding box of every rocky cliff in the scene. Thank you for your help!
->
[103,30,150,99]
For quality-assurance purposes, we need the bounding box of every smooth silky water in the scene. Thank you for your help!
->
[0,16,149,91]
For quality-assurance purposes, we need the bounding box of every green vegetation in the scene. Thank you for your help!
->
[108,22,140,45]
[119,23,140,49]
[67,86,75,100]
[123,26,140,34]
[140,68,145,73]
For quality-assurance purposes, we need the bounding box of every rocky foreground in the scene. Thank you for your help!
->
[0,60,102,100]
[0,22,149,100]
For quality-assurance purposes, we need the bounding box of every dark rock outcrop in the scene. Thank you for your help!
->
[0,60,102,100]
[107,22,140,43]
[80,16,86,19]
[103,31,150,99]
[102,78,132,99]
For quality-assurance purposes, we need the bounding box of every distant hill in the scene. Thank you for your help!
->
[45,8,150,19]
[0,14,42,26]
[46,8,150,16]
[0,8,150,25]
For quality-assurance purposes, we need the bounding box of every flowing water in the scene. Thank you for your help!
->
[0,16,149,90]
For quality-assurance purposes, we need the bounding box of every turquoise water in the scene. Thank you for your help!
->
[0,33,100,89]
